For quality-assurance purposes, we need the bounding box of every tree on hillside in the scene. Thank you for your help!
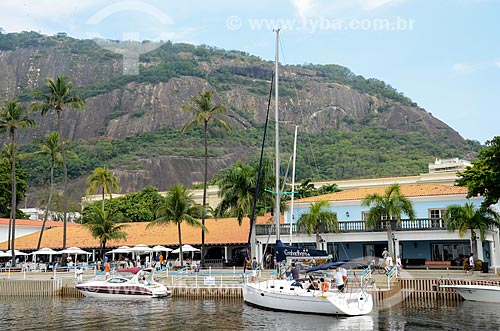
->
[444,201,500,257]
[35,132,63,250]
[296,200,338,249]
[457,136,500,208]
[0,148,29,219]
[0,99,34,264]
[86,167,120,211]
[148,184,206,266]
[362,184,416,257]
[83,205,128,259]
[181,91,231,266]
[32,76,85,249]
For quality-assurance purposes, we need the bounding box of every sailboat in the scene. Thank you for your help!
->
[241,30,374,316]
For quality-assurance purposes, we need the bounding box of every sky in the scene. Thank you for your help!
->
[0,0,498,143]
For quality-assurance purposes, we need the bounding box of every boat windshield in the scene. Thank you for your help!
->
[107,277,129,283]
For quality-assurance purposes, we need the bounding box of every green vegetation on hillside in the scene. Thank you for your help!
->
[18,123,482,189]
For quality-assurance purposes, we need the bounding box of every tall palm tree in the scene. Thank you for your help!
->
[181,91,231,266]
[148,184,207,266]
[296,201,339,249]
[35,132,63,250]
[0,99,34,265]
[444,201,500,256]
[32,76,85,249]
[362,184,416,256]
[216,161,257,225]
[83,205,128,259]
[216,158,277,224]
[86,167,120,211]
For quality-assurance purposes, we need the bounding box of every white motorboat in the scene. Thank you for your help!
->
[242,279,373,316]
[76,267,170,299]
[440,284,500,303]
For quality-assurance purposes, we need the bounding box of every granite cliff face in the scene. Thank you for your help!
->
[0,33,466,202]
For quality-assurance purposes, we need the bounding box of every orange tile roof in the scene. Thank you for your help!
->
[0,215,278,251]
[296,184,469,203]
[0,218,80,227]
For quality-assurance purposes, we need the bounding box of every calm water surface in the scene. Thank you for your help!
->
[1,297,499,331]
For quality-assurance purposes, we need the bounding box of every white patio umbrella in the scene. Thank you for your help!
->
[129,244,156,265]
[31,247,60,263]
[172,244,200,253]
[59,246,91,264]
[106,246,133,262]
[152,245,173,252]
[129,244,153,252]
[151,245,173,262]
[172,244,200,261]
[1,250,29,261]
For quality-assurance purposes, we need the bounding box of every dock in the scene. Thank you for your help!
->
[1,268,499,303]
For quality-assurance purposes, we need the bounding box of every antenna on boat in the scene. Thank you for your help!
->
[274,28,281,241]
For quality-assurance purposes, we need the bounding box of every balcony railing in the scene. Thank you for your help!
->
[255,218,447,236]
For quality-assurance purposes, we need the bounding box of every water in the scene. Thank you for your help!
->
[1,297,499,331]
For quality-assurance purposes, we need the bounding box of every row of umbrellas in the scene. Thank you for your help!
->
[107,244,200,254]
[0,244,200,259]
[0,247,91,257]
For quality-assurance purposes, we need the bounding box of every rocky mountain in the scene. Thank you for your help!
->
[0,32,476,205]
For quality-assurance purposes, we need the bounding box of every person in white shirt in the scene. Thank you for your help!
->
[385,253,394,273]
[333,268,345,292]
[468,253,474,274]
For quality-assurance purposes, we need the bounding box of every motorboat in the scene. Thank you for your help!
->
[75,267,170,299]
[440,284,500,303]
[242,278,373,316]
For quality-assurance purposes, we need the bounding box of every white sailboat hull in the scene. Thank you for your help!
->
[242,280,373,316]
[441,285,500,303]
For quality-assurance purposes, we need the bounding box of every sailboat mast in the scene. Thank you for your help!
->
[290,125,298,245]
[274,29,281,241]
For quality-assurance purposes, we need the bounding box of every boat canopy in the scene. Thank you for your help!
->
[275,240,329,262]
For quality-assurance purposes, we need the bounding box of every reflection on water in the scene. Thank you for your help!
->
[1,297,499,331]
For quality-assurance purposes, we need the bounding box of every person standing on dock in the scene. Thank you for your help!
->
[105,261,111,280]
[468,253,474,274]
[291,263,299,281]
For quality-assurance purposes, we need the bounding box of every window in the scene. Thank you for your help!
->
[431,242,471,265]
[429,209,446,219]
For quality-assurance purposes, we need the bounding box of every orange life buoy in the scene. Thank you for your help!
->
[321,281,330,292]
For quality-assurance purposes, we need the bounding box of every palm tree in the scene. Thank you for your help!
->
[148,184,207,266]
[0,99,34,265]
[181,91,231,266]
[83,205,128,259]
[296,201,339,249]
[32,76,85,249]
[86,167,120,211]
[35,132,63,250]
[216,160,257,225]
[362,184,416,256]
[216,158,277,223]
[444,201,500,256]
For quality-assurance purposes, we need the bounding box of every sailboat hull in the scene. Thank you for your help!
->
[242,280,373,316]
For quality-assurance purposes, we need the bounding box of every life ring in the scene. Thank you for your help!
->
[321,281,330,292]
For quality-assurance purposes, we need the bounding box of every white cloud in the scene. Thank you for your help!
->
[290,0,403,19]
[452,60,500,74]
[0,1,103,34]
[293,0,314,21]
[452,63,476,74]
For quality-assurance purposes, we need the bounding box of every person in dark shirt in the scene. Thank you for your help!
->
[291,262,299,281]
